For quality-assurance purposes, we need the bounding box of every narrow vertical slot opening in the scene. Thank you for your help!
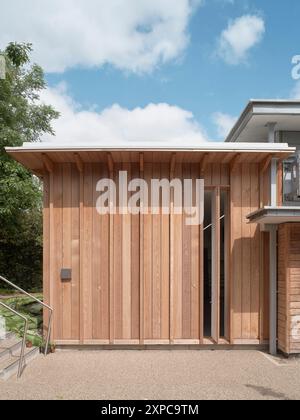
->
[204,190,212,337]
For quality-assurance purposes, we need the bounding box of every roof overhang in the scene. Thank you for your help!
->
[226,100,300,143]
[247,206,300,225]
[5,142,295,176]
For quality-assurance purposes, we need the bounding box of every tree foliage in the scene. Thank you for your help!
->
[0,42,59,290]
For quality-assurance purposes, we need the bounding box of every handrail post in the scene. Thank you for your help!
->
[45,310,53,355]
[18,318,28,378]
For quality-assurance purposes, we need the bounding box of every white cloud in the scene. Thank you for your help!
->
[217,15,265,65]
[0,0,201,74]
[290,81,300,99]
[212,112,237,138]
[40,83,208,146]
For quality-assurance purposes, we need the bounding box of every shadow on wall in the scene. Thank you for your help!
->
[231,234,269,342]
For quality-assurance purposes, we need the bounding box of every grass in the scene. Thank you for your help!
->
[0,288,42,296]
[0,295,44,347]
[0,289,18,296]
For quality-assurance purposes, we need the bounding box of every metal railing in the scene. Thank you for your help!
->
[0,275,53,356]
[0,301,28,378]
[203,215,225,231]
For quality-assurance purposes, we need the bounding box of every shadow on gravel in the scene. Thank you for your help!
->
[245,384,291,400]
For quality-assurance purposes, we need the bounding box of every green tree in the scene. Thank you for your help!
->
[0,42,59,291]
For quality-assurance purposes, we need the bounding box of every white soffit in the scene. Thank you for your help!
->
[247,206,300,225]
[226,100,300,143]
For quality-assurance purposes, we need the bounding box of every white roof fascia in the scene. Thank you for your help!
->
[5,142,295,154]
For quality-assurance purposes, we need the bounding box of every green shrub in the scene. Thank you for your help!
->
[0,295,44,346]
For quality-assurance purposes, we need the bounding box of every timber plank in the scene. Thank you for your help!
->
[71,165,80,340]
[62,163,72,340]
[241,164,251,339]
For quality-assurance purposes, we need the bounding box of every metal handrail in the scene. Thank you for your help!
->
[203,215,225,231]
[0,301,28,378]
[0,275,53,356]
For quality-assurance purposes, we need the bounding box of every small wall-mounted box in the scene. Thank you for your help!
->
[61,268,72,281]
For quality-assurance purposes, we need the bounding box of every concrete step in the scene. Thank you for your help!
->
[0,337,22,363]
[0,346,40,380]
[0,331,15,342]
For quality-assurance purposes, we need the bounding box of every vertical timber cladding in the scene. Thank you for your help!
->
[230,163,261,344]
[43,164,81,343]
[45,159,263,345]
[278,224,300,355]
[113,162,140,344]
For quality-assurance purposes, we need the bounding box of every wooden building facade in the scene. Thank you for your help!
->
[6,143,300,354]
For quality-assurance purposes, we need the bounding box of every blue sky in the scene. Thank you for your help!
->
[1,0,300,143]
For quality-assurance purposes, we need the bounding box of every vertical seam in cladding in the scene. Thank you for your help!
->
[240,164,243,339]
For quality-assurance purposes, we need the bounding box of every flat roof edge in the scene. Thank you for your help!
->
[247,206,300,223]
[249,99,300,104]
[5,142,296,154]
[225,99,300,143]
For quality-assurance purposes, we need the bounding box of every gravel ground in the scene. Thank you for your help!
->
[1,350,300,400]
